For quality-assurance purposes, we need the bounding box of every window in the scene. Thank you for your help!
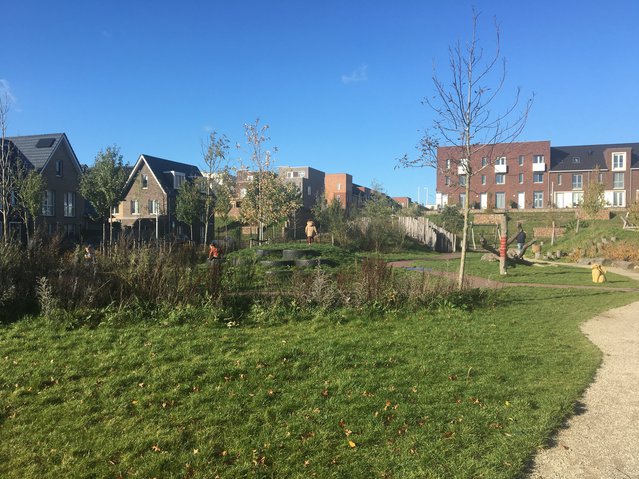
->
[307,186,312,196]
[612,152,626,170]
[533,172,544,183]
[174,173,186,189]
[572,192,583,206]
[286,171,293,178]
[557,174,562,186]
[533,191,543,209]
[63,192,75,217]
[62,224,75,236]
[337,183,341,191]
[495,192,505,209]
[459,175,466,186]
[612,191,625,206]
[613,172,624,189]
[518,173,524,184]
[495,156,506,166]
[42,191,55,216]
[481,175,486,185]
[481,157,488,167]
[572,157,581,164]
[131,199,140,215]
[148,199,160,215]
[459,193,466,207]
[533,155,544,164]
[445,159,451,170]
[572,174,583,190]
[495,173,505,184]
[598,172,604,183]
[112,204,120,215]
[518,155,524,166]
[444,176,450,186]
[55,160,63,177]
[141,174,148,189]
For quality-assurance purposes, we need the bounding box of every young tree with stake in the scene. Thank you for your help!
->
[399,10,533,289]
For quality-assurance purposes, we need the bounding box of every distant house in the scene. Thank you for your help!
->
[6,133,85,236]
[392,197,412,208]
[112,154,208,241]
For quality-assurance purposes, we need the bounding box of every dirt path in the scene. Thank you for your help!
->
[389,259,639,478]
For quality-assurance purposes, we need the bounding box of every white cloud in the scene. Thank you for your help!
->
[341,65,368,84]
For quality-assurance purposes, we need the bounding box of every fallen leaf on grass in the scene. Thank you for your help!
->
[348,441,356,448]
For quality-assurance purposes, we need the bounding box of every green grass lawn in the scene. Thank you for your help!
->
[408,252,639,288]
[2,287,638,478]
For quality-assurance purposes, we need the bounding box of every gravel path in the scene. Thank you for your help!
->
[526,266,639,479]
[390,260,639,477]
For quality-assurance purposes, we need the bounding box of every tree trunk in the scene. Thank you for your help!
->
[457,178,471,290]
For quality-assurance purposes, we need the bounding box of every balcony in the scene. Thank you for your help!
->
[494,164,508,174]
[532,162,546,172]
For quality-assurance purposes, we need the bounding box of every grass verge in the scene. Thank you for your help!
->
[1,287,637,478]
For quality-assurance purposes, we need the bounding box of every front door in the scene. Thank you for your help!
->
[517,192,525,209]
[555,192,565,209]
[480,193,488,209]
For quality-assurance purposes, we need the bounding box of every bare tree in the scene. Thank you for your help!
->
[399,10,533,289]
[0,94,19,243]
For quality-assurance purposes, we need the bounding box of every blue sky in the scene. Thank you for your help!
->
[2,0,638,202]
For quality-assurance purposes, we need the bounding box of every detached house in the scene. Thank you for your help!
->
[7,133,85,236]
[113,154,207,241]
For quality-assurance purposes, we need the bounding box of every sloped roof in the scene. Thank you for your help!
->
[6,133,66,170]
[551,143,639,171]
[124,154,202,195]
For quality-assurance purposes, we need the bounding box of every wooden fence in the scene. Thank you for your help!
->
[396,216,457,253]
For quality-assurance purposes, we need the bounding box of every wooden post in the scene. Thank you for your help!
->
[551,220,555,246]
[499,214,508,275]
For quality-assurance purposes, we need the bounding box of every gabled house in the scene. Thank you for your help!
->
[112,154,207,241]
[7,133,85,236]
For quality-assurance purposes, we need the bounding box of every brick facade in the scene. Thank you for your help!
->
[324,173,353,210]
[436,140,639,210]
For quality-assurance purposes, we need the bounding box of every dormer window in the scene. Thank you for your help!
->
[572,157,581,164]
[612,152,626,171]
[173,172,186,189]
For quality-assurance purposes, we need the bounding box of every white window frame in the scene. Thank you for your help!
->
[613,172,624,189]
[557,174,562,186]
[445,159,451,170]
[481,157,488,167]
[518,173,524,184]
[572,174,583,190]
[148,199,160,215]
[612,190,625,206]
[495,156,506,166]
[63,192,75,217]
[495,192,505,209]
[533,172,544,183]
[533,155,544,164]
[572,192,583,207]
[131,199,140,215]
[459,174,467,186]
[518,155,524,166]
[42,190,55,216]
[481,175,486,185]
[533,191,543,209]
[612,152,626,171]
[444,176,450,186]
[141,174,149,189]
[495,173,505,185]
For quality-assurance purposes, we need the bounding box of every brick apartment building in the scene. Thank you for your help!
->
[435,140,639,210]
